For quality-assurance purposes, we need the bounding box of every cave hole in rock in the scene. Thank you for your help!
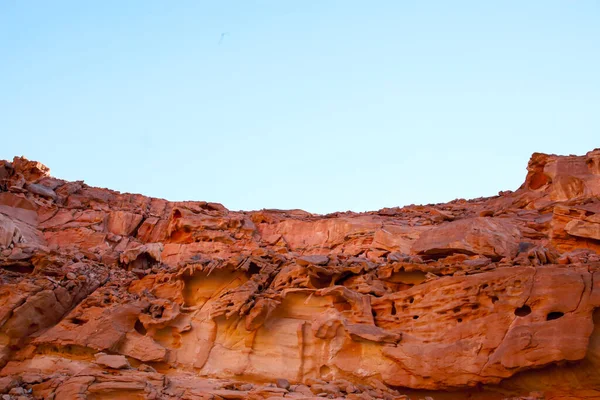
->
[334,272,354,286]
[546,311,564,321]
[309,273,332,289]
[413,315,419,320]
[514,305,532,317]
[518,242,535,253]
[149,305,164,319]
[334,301,352,312]
[408,297,415,304]
[247,262,261,275]
[457,318,463,323]
[319,365,331,379]
[124,253,158,272]
[333,295,352,312]
[528,172,549,190]
[135,319,147,335]
[391,302,397,316]
[491,296,499,304]
[1,263,34,274]
[70,317,87,326]
[389,270,427,285]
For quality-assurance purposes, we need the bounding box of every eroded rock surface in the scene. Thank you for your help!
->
[1,150,600,399]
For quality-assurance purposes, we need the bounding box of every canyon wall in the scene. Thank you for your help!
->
[1,150,600,399]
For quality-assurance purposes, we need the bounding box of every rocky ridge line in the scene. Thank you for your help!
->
[0,150,599,400]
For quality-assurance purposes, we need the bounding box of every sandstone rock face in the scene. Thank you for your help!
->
[1,152,600,399]
[412,217,521,260]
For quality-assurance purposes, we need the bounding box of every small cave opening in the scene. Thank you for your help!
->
[333,301,352,312]
[309,273,331,289]
[528,172,549,190]
[514,305,532,317]
[135,319,147,335]
[150,305,164,319]
[546,311,564,321]
[388,270,427,285]
[491,296,499,304]
[413,315,419,320]
[129,253,157,272]
[332,295,351,312]
[391,302,397,316]
[593,307,600,324]
[334,272,354,286]
[408,297,414,304]
[69,317,87,326]
[518,242,534,253]
[457,318,463,323]
[319,365,331,379]
[247,262,261,276]
[1,263,34,274]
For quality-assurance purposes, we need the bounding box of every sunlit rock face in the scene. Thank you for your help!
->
[1,150,600,400]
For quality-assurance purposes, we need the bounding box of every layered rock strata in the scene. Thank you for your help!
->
[0,150,600,399]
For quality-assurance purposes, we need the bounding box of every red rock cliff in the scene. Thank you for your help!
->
[1,150,600,400]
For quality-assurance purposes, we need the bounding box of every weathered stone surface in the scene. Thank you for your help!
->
[566,219,600,240]
[1,151,600,399]
[296,254,329,266]
[93,352,130,369]
[25,183,56,200]
[0,215,21,248]
[550,202,600,254]
[412,217,521,260]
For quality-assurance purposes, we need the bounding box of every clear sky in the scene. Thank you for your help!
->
[1,1,599,214]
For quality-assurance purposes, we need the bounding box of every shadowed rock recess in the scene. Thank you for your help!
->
[1,150,600,400]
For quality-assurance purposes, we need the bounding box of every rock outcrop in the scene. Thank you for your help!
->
[1,150,600,399]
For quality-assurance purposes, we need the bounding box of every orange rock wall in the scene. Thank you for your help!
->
[1,150,600,399]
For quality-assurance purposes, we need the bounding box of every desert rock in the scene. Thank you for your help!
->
[0,152,600,399]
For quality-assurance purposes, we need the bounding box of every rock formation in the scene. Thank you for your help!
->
[1,150,600,400]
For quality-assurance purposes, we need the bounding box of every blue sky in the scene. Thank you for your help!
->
[1,1,598,214]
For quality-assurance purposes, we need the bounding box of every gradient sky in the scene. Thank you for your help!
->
[1,1,599,214]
